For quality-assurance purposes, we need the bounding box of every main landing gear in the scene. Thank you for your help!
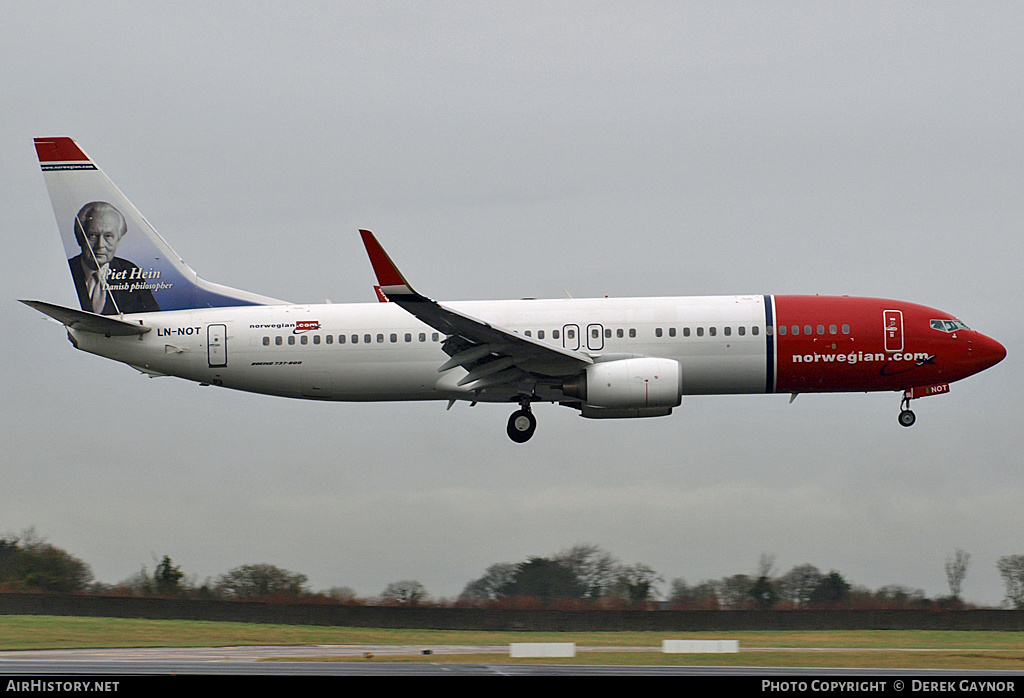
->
[898,395,916,428]
[507,401,537,443]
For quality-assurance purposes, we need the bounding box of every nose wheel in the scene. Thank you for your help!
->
[507,405,537,443]
[898,395,916,427]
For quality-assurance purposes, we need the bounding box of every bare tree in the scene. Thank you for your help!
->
[945,549,971,601]
[751,553,779,609]
[327,586,358,602]
[611,563,663,604]
[996,555,1024,609]
[381,579,427,605]
[776,564,823,608]
[667,578,719,608]
[875,584,929,607]
[757,553,777,579]
[460,562,517,601]
[554,544,620,600]
[214,563,308,598]
[114,566,154,596]
[717,574,753,609]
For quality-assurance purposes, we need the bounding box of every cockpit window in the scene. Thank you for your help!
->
[930,319,970,332]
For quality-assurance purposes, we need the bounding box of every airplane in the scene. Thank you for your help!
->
[23,137,1006,443]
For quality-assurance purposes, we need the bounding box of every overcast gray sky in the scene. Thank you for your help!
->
[2,1,1022,605]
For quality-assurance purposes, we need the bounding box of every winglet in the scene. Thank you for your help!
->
[359,230,415,298]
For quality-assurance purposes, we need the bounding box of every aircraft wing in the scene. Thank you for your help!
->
[359,230,592,391]
[20,300,151,336]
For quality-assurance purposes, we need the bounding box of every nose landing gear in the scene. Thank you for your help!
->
[507,402,537,443]
[898,395,916,427]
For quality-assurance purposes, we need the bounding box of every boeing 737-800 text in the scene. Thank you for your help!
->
[23,137,1006,442]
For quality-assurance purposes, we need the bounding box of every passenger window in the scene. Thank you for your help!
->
[628,328,636,338]
[829,324,837,334]
[419,333,426,342]
[655,328,663,337]
[301,335,308,345]
[697,327,704,337]
[525,330,532,337]
[364,334,371,343]
[539,330,545,339]
[724,327,731,336]
[683,327,690,337]
[288,336,295,345]
[405,333,412,342]
[352,335,358,344]
[669,327,676,337]
[275,336,282,345]
[616,329,624,338]
[738,326,745,336]
[553,329,560,339]
[754,326,761,336]
[604,329,611,338]
[592,328,600,339]
[817,325,825,335]
[778,325,786,336]
[842,324,850,334]
[432,333,439,341]
[567,328,575,339]
[709,327,717,337]
[262,336,270,346]
[326,335,333,344]
[804,325,812,335]
[338,335,345,344]
[313,335,320,345]
[792,325,799,335]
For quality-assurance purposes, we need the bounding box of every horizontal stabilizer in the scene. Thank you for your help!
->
[20,299,151,336]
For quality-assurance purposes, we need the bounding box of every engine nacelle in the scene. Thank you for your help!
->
[566,357,682,412]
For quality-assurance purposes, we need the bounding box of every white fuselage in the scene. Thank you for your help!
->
[32,137,1008,440]
[71,295,772,402]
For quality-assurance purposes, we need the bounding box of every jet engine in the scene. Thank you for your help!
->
[563,357,682,418]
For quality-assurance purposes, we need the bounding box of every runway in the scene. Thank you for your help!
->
[1,645,1022,678]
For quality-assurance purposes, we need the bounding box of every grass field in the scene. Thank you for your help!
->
[2,616,1023,670]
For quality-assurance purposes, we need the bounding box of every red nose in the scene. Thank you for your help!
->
[974,333,1006,371]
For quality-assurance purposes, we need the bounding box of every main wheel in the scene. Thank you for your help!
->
[898,409,916,427]
[507,409,537,443]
